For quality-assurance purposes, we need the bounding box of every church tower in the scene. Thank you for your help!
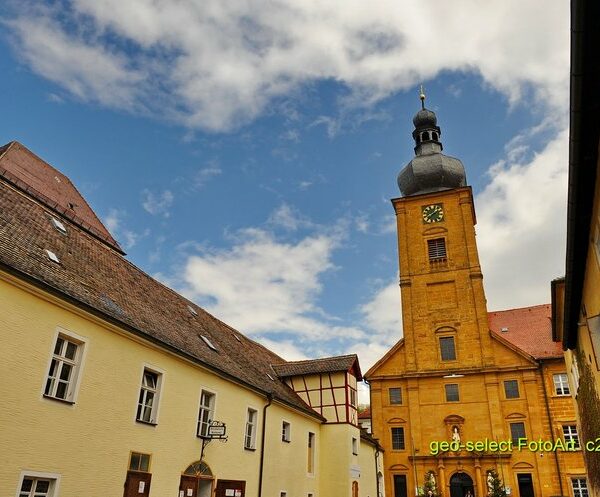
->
[394,93,494,373]
[365,94,585,497]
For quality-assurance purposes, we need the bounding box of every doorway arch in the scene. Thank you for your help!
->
[450,472,474,497]
[180,461,214,497]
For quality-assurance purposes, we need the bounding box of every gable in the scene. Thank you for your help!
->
[365,338,405,378]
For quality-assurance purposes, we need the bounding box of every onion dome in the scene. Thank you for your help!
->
[397,89,467,196]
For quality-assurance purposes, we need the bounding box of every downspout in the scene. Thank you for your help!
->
[540,361,565,497]
[258,392,273,497]
[375,448,381,497]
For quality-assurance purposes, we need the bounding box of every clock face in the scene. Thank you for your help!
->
[422,204,444,223]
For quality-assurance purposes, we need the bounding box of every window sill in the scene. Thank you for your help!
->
[244,447,256,452]
[136,419,158,427]
[282,439,291,443]
[42,394,75,405]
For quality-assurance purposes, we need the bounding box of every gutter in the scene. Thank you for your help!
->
[258,393,273,497]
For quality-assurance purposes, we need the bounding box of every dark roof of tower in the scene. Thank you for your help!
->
[397,105,467,196]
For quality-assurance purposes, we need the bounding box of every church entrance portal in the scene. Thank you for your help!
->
[450,472,474,497]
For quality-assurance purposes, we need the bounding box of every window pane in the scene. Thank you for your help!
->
[440,337,456,361]
[21,479,33,491]
[510,422,526,443]
[140,454,150,472]
[59,363,72,381]
[389,388,402,404]
[54,337,64,355]
[65,341,77,360]
[130,452,141,470]
[35,480,50,492]
[56,381,68,399]
[445,384,459,401]
[391,427,405,450]
[504,380,519,399]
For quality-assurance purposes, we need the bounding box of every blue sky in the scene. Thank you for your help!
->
[0,1,569,395]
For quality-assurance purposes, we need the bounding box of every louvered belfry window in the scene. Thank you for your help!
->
[428,238,447,261]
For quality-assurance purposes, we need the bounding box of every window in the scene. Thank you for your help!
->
[553,373,571,395]
[428,238,447,261]
[129,452,151,472]
[439,336,456,361]
[571,478,588,497]
[349,387,357,407]
[391,427,405,450]
[307,432,315,474]
[352,437,358,455]
[504,380,520,399]
[17,473,59,497]
[197,390,216,437]
[389,387,402,405]
[282,421,291,442]
[510,422,526,444]
[280,493,287,497]
[245,408,258,449]
[44,334,82,402]
[562,425,581,449]
[136,369,161,424]
[445,384,459,402]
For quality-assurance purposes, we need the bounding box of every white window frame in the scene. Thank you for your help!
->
[562,425,581,449]
[352,437,358,455]
[571,477,588,497]
[553,373,571,396]
[282,420,291,442]
[197,389,217,438]
[244,407,258,450]
[15,471,61,497]
[135,365,164,425]
[42,328,87,403]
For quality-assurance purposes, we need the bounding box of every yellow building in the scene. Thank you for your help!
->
[365,97,587,497]
[0,141,383,497]
[551,0,600,495]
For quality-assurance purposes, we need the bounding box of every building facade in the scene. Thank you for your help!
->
[0,141,383,497]
[365,101,587,497]
[552,0,600,495]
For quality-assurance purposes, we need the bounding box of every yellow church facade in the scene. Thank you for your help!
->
[365,103,587,497]
[0,141,383,497]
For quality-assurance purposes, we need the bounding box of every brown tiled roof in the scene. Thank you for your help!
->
[488,304,563,359]
[0,175,323,421]
[272,354,362,380]
[0,141,123,253]
[358,407,371,419]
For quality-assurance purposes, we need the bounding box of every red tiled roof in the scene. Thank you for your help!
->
[0,141,122,253]
[272,354,362,380]
[0,173,324,421]
[358,407,371,419]
[488,304,562,359]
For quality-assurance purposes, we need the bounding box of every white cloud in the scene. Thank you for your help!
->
[141,189,174,217]
[254,337,309,362]
[182,225,364,340]
[194,162,222,189]
[7,0,568,131]
[476,127,569,311]
[268,203,314,231]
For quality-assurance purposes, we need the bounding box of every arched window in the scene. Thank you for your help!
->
[422,132,430,141]
[184,461,212,477]
[432,131,438,141]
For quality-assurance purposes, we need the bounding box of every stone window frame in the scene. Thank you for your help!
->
[16,471,61,497]
[553,373,571,396]
[391,426,406,451]
[389,387,402,405]
[444,383,460,402]
[438,335,457,362]
[571,477,588,497]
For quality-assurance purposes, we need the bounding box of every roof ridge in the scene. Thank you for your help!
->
[284,353,358,365]
[488,303,550,314]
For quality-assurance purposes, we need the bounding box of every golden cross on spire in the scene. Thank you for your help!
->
[419,85,426,109]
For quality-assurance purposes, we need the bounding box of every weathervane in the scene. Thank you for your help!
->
[419,84,426,109]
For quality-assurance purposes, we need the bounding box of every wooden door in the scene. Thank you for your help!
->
[393,475,407,497]
[123,471,151,497]
[179,475,199,497]
[215,479,246,497]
